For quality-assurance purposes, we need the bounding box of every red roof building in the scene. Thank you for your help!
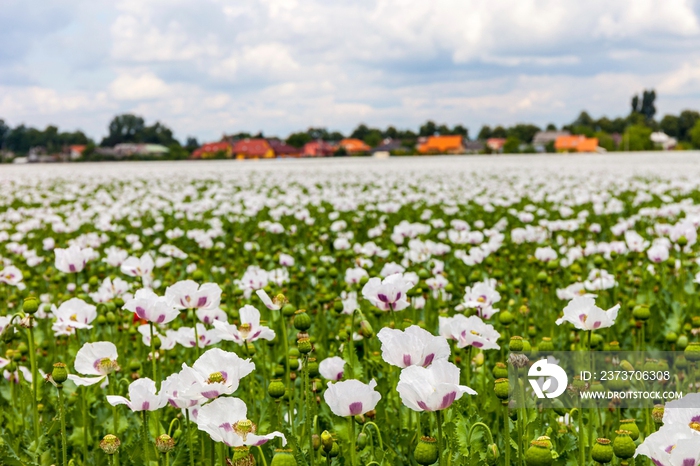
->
[267,139,301,157]
[191,142,233,159]
[231,139,274,159]
[302,140,335,157]
[339,138,371,154]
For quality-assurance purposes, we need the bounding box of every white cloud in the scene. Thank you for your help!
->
[109,72,171,101]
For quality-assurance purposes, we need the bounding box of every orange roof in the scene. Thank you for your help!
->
[418,135,464,153]
[192,142,233,158]
[554,135,598,152]
[232,138,272,157]
[339,138,370,153]
[70,145,87,153]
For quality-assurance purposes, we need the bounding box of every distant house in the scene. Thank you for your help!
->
[650,132,677,150]
[302,140,335,157]
[231,138,274,159]
[69,145,87,160]
[339,138,371,155]
[417,135,464,154]
[191,142,233,159]
[486,138,506,152]
[114,143,169,157]
[369,138,405,155]
[267,139,301,157]
[554,135,599,153]
[532,131,570,152]
[464,140,485,154]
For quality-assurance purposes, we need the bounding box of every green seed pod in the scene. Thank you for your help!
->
[632,304,650,321]
[96,315,107,325]
[297,337,312,354]
[52,362,68,384]
[333,300,344,312]
[289,357,299,371]
[414,436,439,465]
[677,334,689,350]
[268,379,286,399]
[281,303,296,317]
[538,337,554,352]
[684,342,700,362]
[128,359,142,372]
[612,431,635,460]
[492,362,508,379]
[494,378,510,401]
[509,336,524,352]
[618,419,639,441]
[591,438,613,464]
[498,310,514,326]
[271,448,297,466]
[536,271,548,282]
[524,439,553,466]
[665,331,678,343]
[307,358,319,377]
[293,311,311,331]
[23,296,39,315]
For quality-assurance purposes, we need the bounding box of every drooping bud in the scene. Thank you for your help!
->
[359,320,374,338]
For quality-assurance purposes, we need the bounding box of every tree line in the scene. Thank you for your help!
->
[2,89,700,159]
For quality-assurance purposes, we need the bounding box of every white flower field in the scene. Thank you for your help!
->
[1,153,700,466]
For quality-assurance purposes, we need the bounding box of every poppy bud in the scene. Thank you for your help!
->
[486,443,499,465]
[321,430,334,452]
[100,434,121,455]
[52,362,68,385]
[498,310,514,326]
[414,436,439,465]
[129,359,141,372]
[268,379,286,398]
[632,304,650,321]
[155,434,175,453]
[271,448,297,466]
[23,296,39,315]
[591,438,613,464]
[293,311,311,331]
[652,404,664,424]
[359,320,374,338]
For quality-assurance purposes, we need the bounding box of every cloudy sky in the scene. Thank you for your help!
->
[2,0,700,142]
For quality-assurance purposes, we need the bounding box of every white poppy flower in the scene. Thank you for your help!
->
[212,305,275,345]
[555,296,619,330]
[397,359,476,412]
[319,356,346,381]
[67,341,119,387]
[324,379,381,417]
[377,325,450,368]
[107,377,167,412]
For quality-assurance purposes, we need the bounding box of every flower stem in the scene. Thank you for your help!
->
[58,385,68,466]
[27,319,40,444]
[142,411,150,464]
[503,405,510,466]
[149,323,158,384]
[303,356,315,466]
[191,310,201,360]
[82,386,90,463]
[435,410,445,466]
[348,416,357,466]
[186,409,195,466]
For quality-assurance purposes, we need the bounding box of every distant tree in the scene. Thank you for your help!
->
[503,136,520,153]
[631,94,640,114]
[419,121,437,137]
[545,123,557,131]
[622,124,653,151]
[640,90,656,120]
[689,120,700,149]
[350,124,370,140]
[286,132,312,148]
[102,114,146,146]
[573,111,595,128]
[451,124,469,138]
[491,126,507,139]
[659,115,679,138]
[477,126,492,140]
[185,137,199,151]
[364,130,383,147]
[140,121,177,146]
[0,119,9,148]
[570,125,595,137]
[594,131,616,152]
[678,110,700,142]
[327,131,345,141]
[507,124,541,144]
[384,126,398,139]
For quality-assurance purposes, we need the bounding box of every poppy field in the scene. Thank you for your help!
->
[0,155,699,466]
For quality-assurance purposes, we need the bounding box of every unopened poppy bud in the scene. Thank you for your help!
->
[152,335,162,350]
[632,304,650,321]
[23,296,39,315]
[311,434,320,450]
[357,432,368,449]
[129,359,141,372]
[414,436,439,465]
[591,438,613,464]
[498,310,514,326]
[100,434,121,455]
[52,362,68,384]
[321,430,334,452]
[612,430,635,459]
[486,443,499,465]
[155,434,175,453]
[359,320,374,338]
[271,448,297,466]
[619,360,635,371]
[293,311,311,331]
[320,442,340,458]
[281,303,296,317]
[652,404,664,424]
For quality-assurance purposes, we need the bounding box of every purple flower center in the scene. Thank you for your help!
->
[348,401,363,415]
